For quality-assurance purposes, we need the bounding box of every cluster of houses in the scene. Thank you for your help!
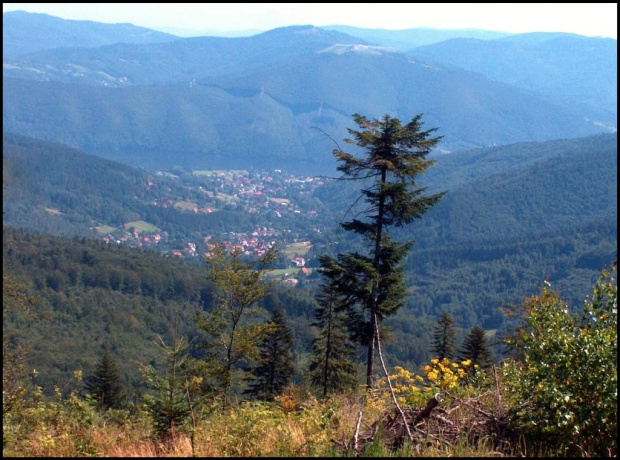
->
[199,227,279,259]
[94,169,328,275]
[193,170,324,214]
[144,169,325,220]
[100,231,166,247]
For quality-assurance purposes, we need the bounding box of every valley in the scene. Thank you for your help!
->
[2,9,617,457]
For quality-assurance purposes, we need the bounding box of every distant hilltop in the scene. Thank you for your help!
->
[319,43,396,55]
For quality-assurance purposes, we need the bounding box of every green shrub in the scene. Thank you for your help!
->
[502,266,617,457]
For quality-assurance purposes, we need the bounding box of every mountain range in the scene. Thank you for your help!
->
[2,11,617,174]
[2,10,178,58]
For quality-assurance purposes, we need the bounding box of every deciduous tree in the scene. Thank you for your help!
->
[502,267,617,456]
[195,243,276,403]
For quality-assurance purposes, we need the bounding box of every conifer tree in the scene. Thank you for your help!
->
[85,350,126,410]
[140,334,190,439]
[459,325,493,374]
[246,309,295,400]
[309,255,358,397]
[430,312,457,361]
[328,113,445,389]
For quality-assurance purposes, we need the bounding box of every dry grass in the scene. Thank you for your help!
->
[1,390,540,458]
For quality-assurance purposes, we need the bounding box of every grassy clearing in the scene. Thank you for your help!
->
[265,268,298,278]
[283,242,312,258]
[124,220,160,234]
[265,267,314,279]
[173,201,197,211]
[94,225,116,234]
[202,190,237,204]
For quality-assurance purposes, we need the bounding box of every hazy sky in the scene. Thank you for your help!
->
[3,3,617,38]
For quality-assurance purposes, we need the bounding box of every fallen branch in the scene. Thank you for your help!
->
[413,393,443,424]
[445,391,493,419]
[374,315,415,444]
[353,410,363,453]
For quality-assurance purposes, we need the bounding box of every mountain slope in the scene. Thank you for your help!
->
[324,25,512,50]
[2,10,179,58]
[4,50,610,175]
[2,25,367,86]
[3,44,612,174]
[3,133,617,391]
[208,48,611,152]
[312,132,617,249]
[3,21,615,174]
[410,33,618,115]
[406,132,618,247]
[2,133,217,239]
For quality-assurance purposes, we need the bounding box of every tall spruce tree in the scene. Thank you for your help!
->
[430,312,457,361]
[309,255,358,397]
[246,309,295,400]
[459,325,493,374]
[85,351,126,410]
[328,113,445,389]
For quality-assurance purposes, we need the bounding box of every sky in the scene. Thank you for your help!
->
[2,3,617,38]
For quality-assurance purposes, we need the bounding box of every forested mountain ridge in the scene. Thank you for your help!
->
[2,133,212,239]
[2,24,365,86]
[3,227,210,395]
[4,132,616,259]
[3,132,617,394]
[2,68,609,174]
[3,14,615,173]
[410,33,617,114]
[323,25,512,50]
[2,10,179,58]
[405,132,618,247]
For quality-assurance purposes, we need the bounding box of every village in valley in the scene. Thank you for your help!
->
[91,168,328,278]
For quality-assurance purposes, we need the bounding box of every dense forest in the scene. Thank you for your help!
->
[3,112,616,460]
[3,151,616,457]
[3,130,617,395]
